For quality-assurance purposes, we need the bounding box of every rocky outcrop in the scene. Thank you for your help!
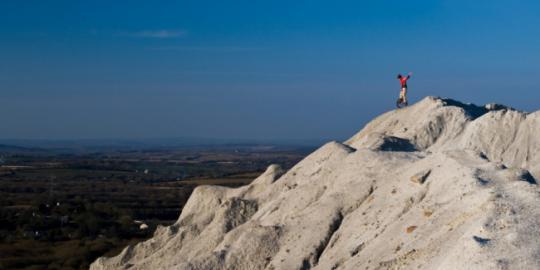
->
[92,97,540,270]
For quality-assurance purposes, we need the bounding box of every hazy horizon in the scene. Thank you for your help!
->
[0,136,330,148]
[2,1,540,141]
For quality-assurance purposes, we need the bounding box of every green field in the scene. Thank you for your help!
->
[0,146,310,269]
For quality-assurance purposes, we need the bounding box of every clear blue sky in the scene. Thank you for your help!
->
[1,1,539,141]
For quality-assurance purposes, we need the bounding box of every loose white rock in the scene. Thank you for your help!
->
[92,97,540,270]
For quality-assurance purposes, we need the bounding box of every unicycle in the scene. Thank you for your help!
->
[396,97,408,108]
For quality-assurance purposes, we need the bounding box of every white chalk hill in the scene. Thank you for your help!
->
[92,97,540,270]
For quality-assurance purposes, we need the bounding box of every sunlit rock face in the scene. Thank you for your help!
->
[92,97,540,270]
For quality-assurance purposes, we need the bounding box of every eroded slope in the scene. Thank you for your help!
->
[92,97,540,270]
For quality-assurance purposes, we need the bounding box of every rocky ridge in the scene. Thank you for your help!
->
[92,96,540,270]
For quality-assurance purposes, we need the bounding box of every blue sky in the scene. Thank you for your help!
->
[1,1,539,141]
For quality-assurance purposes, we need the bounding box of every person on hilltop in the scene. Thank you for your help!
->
[396,72,412,108]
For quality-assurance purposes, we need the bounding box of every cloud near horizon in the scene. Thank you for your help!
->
[124,29,187,38]
[149,46,264,52]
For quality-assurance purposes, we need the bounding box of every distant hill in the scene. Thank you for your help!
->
[0,144,44,154]
[0,138,323,154]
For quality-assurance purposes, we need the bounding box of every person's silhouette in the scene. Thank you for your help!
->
[396,73,412,108]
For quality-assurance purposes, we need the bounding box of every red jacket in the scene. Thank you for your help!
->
[399,75,410,88]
